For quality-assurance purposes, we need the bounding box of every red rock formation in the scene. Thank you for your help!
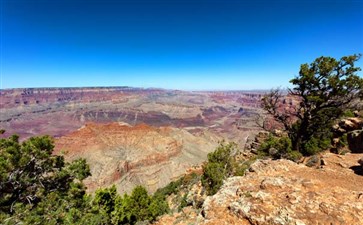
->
[0,87,264,148]
[54,122,219,193]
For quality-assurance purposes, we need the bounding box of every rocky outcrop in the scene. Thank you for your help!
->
[332,117,363,134]
[332,117,363,153]
[196,153,363,225]
[155,153,363,224]
[347,129,363,153]
[54,122,220,193]
[244,131,269,155]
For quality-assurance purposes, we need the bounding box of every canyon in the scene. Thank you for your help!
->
[0,87,264,192]
[0,87,263,141]
[54,122,220,193]
[2,87,363,225]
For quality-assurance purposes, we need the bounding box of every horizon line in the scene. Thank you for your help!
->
[0,85,274,92]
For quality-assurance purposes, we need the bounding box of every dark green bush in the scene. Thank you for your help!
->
[0,134,109,224]
[153,173,199,201]
[177,193,188,212]
[0,134,169,225]
[201,142,236,195]
[201,162,225,195]
[302,136,331,156]
[108,185,169,225]
[343,109,355,117]
[258,135,302,161]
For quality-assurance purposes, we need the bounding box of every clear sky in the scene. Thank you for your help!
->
[1,0,363,90]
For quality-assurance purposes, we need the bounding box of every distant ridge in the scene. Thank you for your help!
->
[0,86,269,93]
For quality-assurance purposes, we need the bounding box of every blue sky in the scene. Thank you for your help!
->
[1,0,363,90]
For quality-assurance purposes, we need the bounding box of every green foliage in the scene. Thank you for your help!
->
[337,133,348,150]
[0,134,108,224]
[177,193,188,212]
[232,158,256,176]
[262,54,363,155]
[0,134,169,224]
[111,194,132,224]
[129,186,152,221]
[93,185,118,223]
[201,142,236,195]
[0,135,90,215]
[111,186,168,225]
[149,195,169,219]
[302,136,332,156]
[259,135,292,158]
[153,178,183,199]
[343,109,355,117]
[258,135,302,161]
[202,162,225,196]
[153,172,200,213]
[153,172,199,200]
[4,193,109,225]
[287,151,303,162]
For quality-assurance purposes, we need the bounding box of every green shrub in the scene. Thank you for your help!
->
[153,176,184,201]
[258,135,291,158]
[303,137,320,155]
[343,109,355,117]
[258,135,302,162]
[149,195,169,219]
[286,150,303,162]
[177,193,188,212]
[153,172,201,213]
[303,136,331,155]
[111,185,169,225]
[94,185,118,215]
[0,134,98,224]
[201,162,225,196]
[232,159,256,176]
[201,142,236,196]
[0,134,170,224]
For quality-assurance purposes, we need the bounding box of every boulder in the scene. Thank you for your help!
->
[268,147,278,156]
[348,129,363,153]
[305,155,320,167]
[337,118,363,132]
[332,117,363,153]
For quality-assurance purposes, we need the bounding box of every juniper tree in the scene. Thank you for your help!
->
[262,54,363,155]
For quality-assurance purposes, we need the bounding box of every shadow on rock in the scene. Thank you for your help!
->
[350,165,363,175]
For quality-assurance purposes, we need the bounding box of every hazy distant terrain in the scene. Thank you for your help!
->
[0,87,264,143]
[0,87,265,192]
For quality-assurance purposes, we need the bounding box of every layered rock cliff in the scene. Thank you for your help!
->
[54,122,220,193]
[1,87,264,148]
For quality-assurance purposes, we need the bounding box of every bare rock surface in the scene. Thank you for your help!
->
[54,122,219,193]
[200,153,363,225]
[155,153,363,225]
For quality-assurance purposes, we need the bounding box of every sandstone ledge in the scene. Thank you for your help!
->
[199,153,363,225]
